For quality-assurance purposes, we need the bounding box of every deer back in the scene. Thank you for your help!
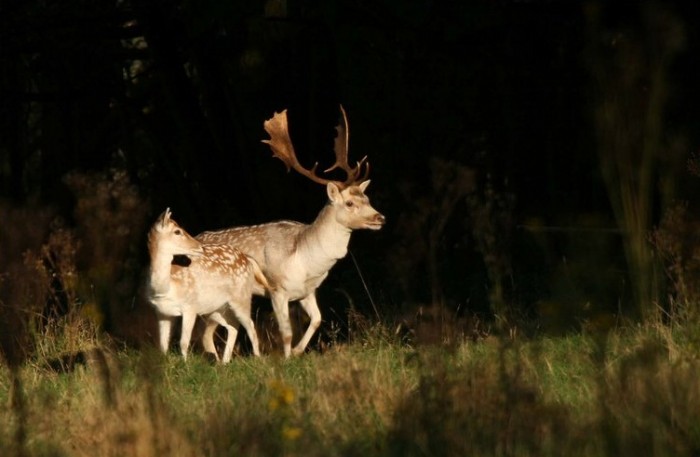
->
[169,244,258,311]
[197,221,305,269]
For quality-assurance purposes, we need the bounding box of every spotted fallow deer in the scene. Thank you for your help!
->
[197,106,385,357]
[147,208,269,362]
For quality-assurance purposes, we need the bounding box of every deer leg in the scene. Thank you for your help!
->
[202,316,221,362]
[157,314,176,354]
[271,291,293,357]
[293,293,322,356]
[211,309,240,363]
[233,310,260,357]
[221,319,241,363]
[179,311,197,361]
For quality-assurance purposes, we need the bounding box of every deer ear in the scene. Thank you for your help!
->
[158,208,171,229]
[358,180,370,193]
[327,182,342,203]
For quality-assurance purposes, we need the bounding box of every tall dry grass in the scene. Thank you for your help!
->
[4,319,700,456]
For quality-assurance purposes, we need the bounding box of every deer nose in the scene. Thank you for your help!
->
[374,213,386,225]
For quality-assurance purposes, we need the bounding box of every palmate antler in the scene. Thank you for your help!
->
[261,105,369,189]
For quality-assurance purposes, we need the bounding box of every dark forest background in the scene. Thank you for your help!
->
[3,0,700,352]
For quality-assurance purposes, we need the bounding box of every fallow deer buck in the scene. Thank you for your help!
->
[147,208,269,362]
[197,106,385,357]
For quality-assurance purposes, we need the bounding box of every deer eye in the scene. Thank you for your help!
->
[174,229,182,235]
[345,200,354,208]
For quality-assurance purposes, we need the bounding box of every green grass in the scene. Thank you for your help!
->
[3,322,700,456]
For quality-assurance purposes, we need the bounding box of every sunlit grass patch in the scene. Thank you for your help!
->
[4,322,700,456]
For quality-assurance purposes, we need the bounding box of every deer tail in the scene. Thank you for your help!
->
[247,256,272,291]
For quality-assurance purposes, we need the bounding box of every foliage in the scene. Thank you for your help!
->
[651,202,700,321]
[4,320,700,456]
[586,2,686,318]
[0,168,152,366]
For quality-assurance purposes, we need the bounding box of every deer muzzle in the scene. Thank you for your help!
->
[366,212,386,230]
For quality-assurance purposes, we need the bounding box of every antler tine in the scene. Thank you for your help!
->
[262,109,332,186]
[356,157,370,182]
[325,105,370,186]
[325,105,349,174]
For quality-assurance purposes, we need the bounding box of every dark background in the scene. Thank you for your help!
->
[2,0,700,347]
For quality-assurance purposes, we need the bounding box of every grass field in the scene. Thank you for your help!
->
[3,316,700,457]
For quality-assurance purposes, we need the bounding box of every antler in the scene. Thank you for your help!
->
[325,105,370,185]
[262,109,331,186]
[261,105,369,188]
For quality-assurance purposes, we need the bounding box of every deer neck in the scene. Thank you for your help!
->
[299,204,352,269]
[147,238,174,297]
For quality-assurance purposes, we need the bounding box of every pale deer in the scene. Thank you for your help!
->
[147,208,269,362]
[197,106,385,357]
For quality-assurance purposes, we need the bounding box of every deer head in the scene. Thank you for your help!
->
[262,106,385,230]
[150,208,205,258]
